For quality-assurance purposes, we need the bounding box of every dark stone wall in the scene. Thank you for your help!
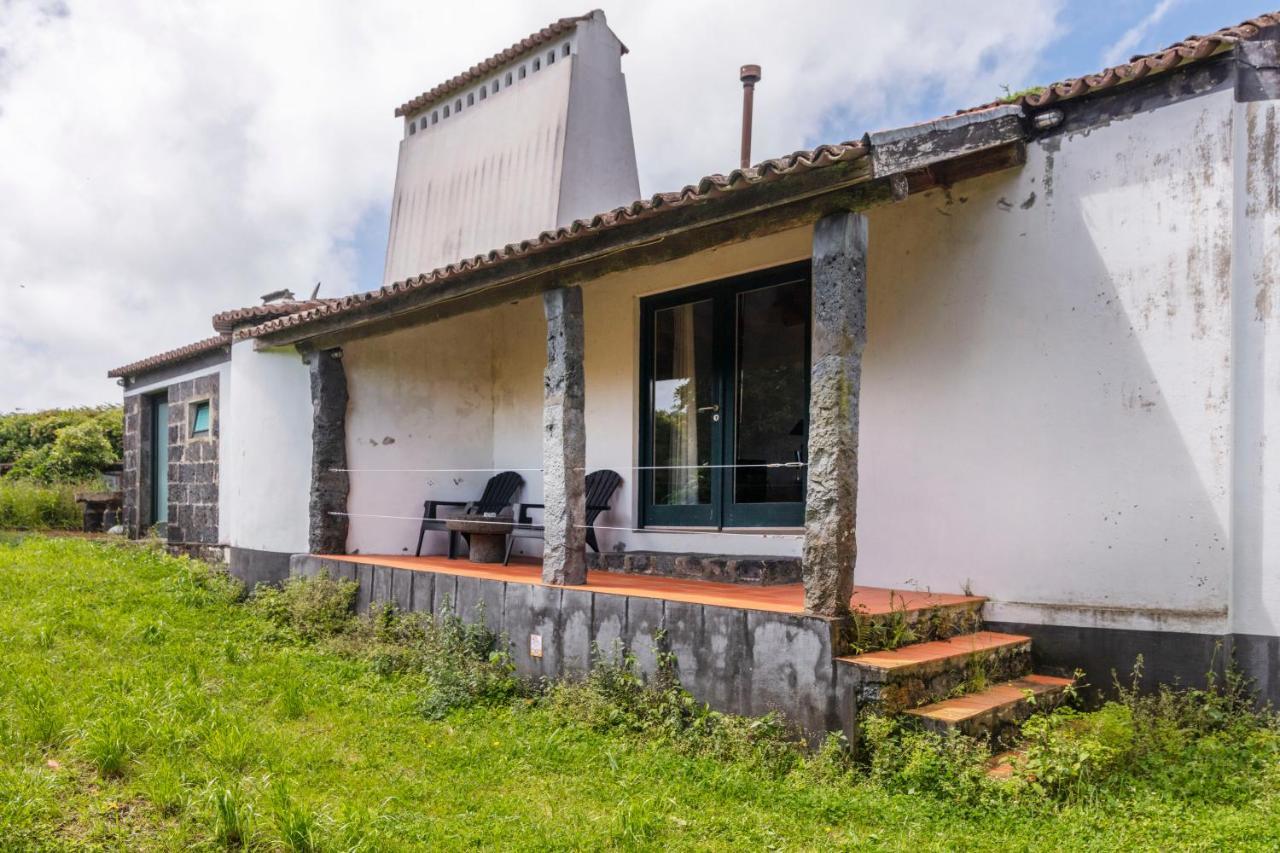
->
[589,551,802,585]
[165,373,220,546]
[121,393,159,538]
[307,348,348,554]
[122,395,143,537]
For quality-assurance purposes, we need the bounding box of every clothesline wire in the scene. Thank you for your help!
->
[330,461,806,474]
[327,511,801,539]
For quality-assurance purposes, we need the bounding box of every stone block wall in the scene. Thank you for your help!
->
[588,551,803,585]
[165,374,220,546]
[121,393,153,538]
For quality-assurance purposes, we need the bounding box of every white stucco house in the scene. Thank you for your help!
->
[110,10,1280,736]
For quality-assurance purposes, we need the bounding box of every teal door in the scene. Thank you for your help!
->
[151,398,169,525]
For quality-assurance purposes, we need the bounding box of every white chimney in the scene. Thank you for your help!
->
[382,10,641,286]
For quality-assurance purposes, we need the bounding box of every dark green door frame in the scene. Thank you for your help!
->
[639,261,811,529]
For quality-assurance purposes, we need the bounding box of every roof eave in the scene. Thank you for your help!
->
[248,107,1026,350]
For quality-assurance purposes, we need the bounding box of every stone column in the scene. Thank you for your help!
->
[802,211,868,617]
[542,286,587,585]
[308,347,349,554]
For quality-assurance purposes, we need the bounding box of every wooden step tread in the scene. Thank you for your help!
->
[836,631,1031,672]
[904,674,1073,723]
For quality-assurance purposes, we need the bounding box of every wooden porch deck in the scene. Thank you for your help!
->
[316,553,982,616]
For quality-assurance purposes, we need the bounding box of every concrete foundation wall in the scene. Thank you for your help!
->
[293,555,850,736]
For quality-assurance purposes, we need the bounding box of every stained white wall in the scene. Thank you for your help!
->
[557,13,640,228]
[342,82,1261,637]
[343,230,812,559]
[854,89,1238,635]
[1229,98,1280,640]
[383,10,638,286]
[342,311,498,555]
[223,341,312,554]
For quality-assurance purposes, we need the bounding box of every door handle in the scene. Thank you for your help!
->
[696,404,719,413]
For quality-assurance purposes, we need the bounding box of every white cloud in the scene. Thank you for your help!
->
[1101,0,1179,68]
[0,0,1063,410]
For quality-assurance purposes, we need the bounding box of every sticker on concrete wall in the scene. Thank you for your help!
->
[530,633,543,658]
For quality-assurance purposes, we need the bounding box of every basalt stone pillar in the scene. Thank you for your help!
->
[803,211,868,617]
[542,286,587,585]
[308,348,349,554]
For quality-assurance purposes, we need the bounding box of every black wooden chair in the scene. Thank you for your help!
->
[504,469,622,565]
[415,471,524,558]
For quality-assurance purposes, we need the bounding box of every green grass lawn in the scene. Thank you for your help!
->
[2,535,1279,851]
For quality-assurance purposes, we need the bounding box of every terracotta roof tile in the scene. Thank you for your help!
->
[107,335,230,379]
[394,11,620,118]
[211,299,335,333]
[238,138,871,340]
[978,11,1280,112]
[244,9,1280,344]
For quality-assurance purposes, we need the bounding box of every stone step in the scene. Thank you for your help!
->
[904,674,1075,744]
[845,592,985,654]
[837,631,1033,712]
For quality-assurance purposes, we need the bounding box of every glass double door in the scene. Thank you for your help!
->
[641,262,810,528]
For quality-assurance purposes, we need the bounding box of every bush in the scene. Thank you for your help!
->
[544,643,804,774]
[0,481,81,530]
[250,574,357,642]
[164,556,245,608]
[858,712,991,802]
[1015,654,1280,803]
[0,406,123,468]
[347,603,522,720]
[7,420,118,484]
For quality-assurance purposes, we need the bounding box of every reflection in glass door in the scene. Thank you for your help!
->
[641,262,810,528]
[647,298,718,526]
[727,279,809,526]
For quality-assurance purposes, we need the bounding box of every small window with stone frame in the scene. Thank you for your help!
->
[190,400,211,437]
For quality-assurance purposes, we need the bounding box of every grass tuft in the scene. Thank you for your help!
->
[2,535,1280,849]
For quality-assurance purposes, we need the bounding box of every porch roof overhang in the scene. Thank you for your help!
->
[245,105,1027,350]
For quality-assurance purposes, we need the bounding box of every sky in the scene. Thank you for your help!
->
[0,0,1266,410]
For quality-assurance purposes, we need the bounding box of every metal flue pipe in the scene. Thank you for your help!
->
[739,64,761,170]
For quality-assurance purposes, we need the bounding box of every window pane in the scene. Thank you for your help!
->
[734,280,808,504]
[651,299,714,506]
[192,402,210,435]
